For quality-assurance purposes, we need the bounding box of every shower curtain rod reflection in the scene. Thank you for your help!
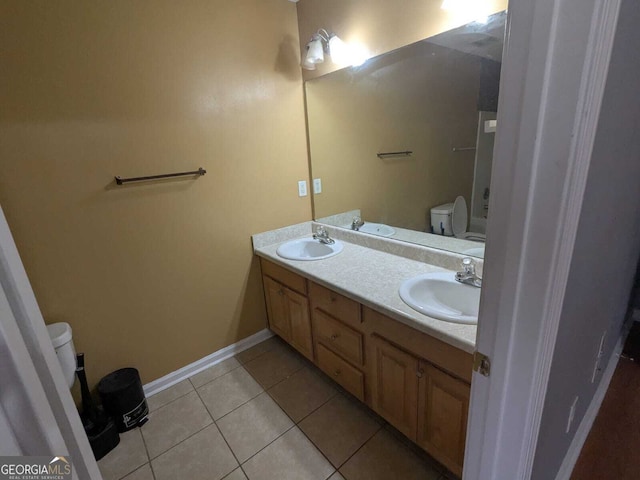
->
[115,167,207,185]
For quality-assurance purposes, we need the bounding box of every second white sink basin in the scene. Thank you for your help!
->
[399,272,480,324]
[343,222,396,237]
[277,238,344,261]
[358,223,396,237]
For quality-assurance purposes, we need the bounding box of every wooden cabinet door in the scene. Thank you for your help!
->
[263,276,290,341]
[286,288,313,361]
[370,336,419,440]
[417,362,470,478]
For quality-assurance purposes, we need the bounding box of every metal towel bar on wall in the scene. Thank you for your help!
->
[115,167,207,185]
[376,150,413,159]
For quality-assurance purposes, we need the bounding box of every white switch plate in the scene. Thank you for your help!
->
[313,178,322,194]
[298,180,308,197]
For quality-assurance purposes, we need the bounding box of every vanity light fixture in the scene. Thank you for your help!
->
[302,29,369,70]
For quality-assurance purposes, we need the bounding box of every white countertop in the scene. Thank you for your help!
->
[254,235,477,354]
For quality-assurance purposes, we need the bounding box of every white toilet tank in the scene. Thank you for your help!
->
[46,322,76,388]
[430,203,454,236]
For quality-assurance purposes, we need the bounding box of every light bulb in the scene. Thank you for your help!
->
[305,38,324,65]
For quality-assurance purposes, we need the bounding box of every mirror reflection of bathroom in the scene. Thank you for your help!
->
[309,12,506,259]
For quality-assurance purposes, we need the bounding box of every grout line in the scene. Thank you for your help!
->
[147,385,195,414]
[193,382,245,475]
[147,422,213,461]
[137,428,152,470]
[118,462,153,480]
[210,383,265,423]
[237,424,298,466]
[187,358,244,390]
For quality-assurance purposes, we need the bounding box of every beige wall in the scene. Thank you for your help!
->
[0,0,311,388]
[307,43,480,231]
[296,0,508,81]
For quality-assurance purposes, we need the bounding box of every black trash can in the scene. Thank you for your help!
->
[98,368,149,432]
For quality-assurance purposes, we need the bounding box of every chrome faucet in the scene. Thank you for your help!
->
[455,257,482,288]
[313,226,335,245]
[351,216,365,231]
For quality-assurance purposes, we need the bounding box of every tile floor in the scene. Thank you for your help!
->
[98,336,455,480]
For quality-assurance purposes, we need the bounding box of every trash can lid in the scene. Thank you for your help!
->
[46,322,72,349]
[98,368,141,394]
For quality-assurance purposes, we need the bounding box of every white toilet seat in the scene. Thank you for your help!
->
[452,196,486,242]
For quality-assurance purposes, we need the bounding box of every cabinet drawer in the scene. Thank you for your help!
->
[316,343,365,402]
[310,282,361,328]
[313,310,364,366]
[261,259,307,295]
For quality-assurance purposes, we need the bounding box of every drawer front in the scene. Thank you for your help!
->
[316,343,365,402]
[313,310,364,366]
[310,282,361,328]
[261,258,307,295]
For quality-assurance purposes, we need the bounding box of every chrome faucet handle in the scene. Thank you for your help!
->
[461,257,475,275]
[351,216,364,230]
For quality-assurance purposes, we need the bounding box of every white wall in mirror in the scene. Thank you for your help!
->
[307,12,506,258]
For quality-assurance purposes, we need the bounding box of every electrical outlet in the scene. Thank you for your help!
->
[298,180,308,197]
[566,396,578,433]
[591,331,607,383]
[313,178,322,194]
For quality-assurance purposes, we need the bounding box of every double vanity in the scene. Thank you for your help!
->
[252,222,481,477]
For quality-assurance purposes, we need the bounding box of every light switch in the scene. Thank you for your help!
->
[313,178,322,194]
[298,180,308,197]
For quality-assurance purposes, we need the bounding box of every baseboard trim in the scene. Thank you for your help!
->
[554,332,626,480]
[143,328,274,397]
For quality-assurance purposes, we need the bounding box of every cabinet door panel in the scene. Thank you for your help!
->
[287,288,313,361]
[264,276,290,341]
[370,336,419,440]
[417,362,469,477]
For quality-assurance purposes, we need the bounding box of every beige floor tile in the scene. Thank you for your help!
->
[217,391,294,463]
[235,336,282,364]
[243,344,304,389]
[242,427,335,480]
[328,473,346,480]
[223,468,248,480]
[151,424,237,480]
[268,367,337,422]
[122,464,154,480]
[147,379,194,412]
[299,394,381,468]
[189,357,241,388]
[141,390,212,459]
[339,429,441,480]
[197,367,263,419]
[98,428,148,480]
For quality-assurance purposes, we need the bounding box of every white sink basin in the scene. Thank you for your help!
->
[399,272,480,324]
[359,223,396,237]
[277,238,344,261]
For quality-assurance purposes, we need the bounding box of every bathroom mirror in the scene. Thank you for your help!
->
[307,12,506,259]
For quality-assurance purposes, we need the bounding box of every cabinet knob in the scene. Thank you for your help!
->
[334,369,341,377]
[278,289,284,296]
[416,368,424,378]
[330,334,339,341]
[330,294,337,302]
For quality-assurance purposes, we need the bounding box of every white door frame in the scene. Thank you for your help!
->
[464,0,621,478]
[0,205,102,479]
